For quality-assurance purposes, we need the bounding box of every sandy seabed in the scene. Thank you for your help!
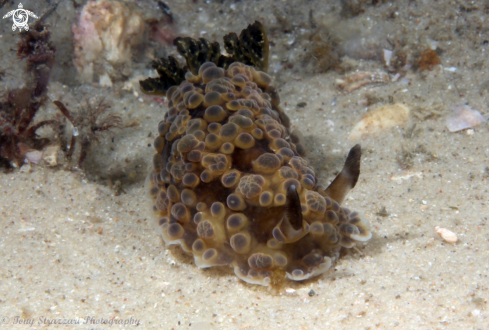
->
[1,0,488,329]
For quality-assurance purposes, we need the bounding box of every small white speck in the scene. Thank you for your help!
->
[422,200,427,205]
[18,227,35,232]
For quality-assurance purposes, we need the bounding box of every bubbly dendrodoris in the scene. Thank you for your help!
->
[141,22,372,287]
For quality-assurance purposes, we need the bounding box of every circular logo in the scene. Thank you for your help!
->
[13,9,28,27]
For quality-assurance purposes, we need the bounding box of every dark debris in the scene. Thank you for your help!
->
[0,22,57,168]
[53,99,123,168]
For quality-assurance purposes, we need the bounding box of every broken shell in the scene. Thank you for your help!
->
[42,144,61,166]
[446,105,486,132]
[349,103,410,140]
[336,71,389,93]
[435,226,457,244]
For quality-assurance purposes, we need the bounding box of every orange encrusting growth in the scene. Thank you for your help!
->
[417,49,441,72]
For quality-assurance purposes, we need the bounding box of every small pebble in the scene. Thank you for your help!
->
[435,226,457,243]
[308,289,315,297]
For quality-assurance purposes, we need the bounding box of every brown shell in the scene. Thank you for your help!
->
[147,61,372,287]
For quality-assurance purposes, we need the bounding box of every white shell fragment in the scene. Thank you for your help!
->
[99,73,113,87]
[349,103,410,140]
[25,150,43,164]
[383,49,393,66]
[446,105,486,132]
[435,226,457,243]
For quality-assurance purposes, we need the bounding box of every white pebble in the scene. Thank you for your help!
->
[435,226,457,243]
[471,309,481,317]
[285,287,296,294]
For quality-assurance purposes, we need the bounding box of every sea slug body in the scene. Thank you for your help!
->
[141,21,372,287]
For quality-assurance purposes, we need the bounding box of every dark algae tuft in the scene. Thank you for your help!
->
[0,21,56,168]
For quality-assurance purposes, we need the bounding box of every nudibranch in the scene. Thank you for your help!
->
[140,21,371,287]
